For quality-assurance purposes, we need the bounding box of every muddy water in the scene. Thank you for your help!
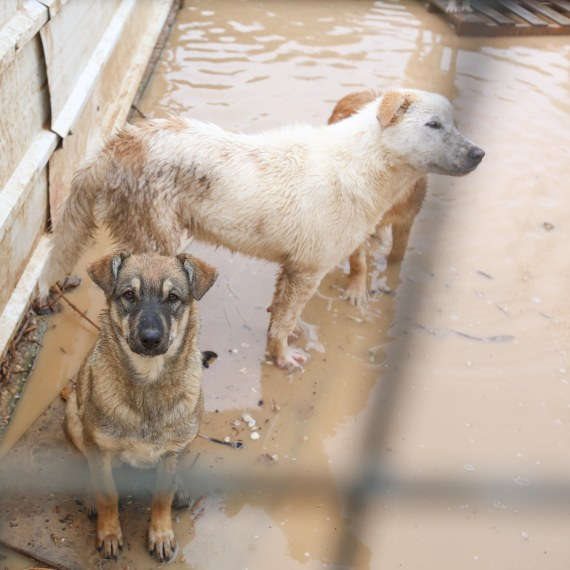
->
[2,0,570,568]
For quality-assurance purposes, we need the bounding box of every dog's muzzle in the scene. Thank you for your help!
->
[468,145,485,166]
[140,328,162,351]
[132,312,169,356]
[450,144,485,175]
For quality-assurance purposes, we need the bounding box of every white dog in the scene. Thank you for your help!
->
[39,89,484,370]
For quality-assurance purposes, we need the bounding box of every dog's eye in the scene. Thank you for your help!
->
[167,292,180,304]
[425,120,442,129]
[122,290,136,303]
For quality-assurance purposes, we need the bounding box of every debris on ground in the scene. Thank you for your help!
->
[0,309,48,442]
[476,269,493,279]
[241,413,256,428]
[258,453,279,465]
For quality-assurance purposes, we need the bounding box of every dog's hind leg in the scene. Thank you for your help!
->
[267,268,323,371]
[345,247,368,307]
[149,453,178,562]
[87,452,123,559]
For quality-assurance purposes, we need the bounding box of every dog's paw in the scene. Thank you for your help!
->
[275,347,308,372]
[149,527,178,562]
[97,531,123,559]
[342,282,368,308]
[33,297,62,315]
[61,275,82,291]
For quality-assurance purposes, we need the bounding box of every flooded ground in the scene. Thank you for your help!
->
[1,0,570,568]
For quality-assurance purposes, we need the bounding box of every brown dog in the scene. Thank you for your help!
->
[65,252,217,561]
[327,89,427,305]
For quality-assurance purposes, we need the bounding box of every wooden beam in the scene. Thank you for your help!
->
[497,0,548,25]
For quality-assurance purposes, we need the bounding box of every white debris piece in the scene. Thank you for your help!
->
[242,413,256,428]
[250,431,260,440]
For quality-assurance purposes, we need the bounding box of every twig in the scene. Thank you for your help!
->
[54,286,101,332]
[131,104,148,119]
[198,433,243,449]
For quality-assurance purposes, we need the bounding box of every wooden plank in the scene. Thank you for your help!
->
[0,0,48,76]
[0,172,48,316]
[497,0,549,25]
[39,0,121,137]
[520,0,570,25]
[0,0,19,30]
[427,0,493,24]
[471,0,515,25]
[0,237,51,362]
[426,0,501,35]
[549,0,570,12]
[35,0,72,19]
[0,36,50,190]
[0,131,58,315]
[427,0,570,34]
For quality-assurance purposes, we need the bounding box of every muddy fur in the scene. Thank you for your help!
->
[40,88,483,370]
[65,252,217,561]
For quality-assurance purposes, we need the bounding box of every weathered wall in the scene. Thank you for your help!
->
[0,0,174,359]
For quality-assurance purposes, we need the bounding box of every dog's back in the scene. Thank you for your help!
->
[328,89,379,124]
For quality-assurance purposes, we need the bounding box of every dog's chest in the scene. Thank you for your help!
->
[94,395,201,468]
[117,438,189,469]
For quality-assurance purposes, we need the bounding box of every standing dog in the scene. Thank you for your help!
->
[65,252,217,561]
[39,88,484,370]
[328,89,428,306]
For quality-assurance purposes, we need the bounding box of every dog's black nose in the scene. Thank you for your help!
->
[468,146,485,163]
[140,328,162,349]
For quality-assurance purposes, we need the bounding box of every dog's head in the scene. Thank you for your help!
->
[87,252,218,357]
[376,89,485,176]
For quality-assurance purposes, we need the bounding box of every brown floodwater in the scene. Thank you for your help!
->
[1,1,570,568]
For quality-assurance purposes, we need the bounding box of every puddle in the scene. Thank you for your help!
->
[1,0,569,568]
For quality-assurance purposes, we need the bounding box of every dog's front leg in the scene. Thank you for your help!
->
[87,451,123,559]
[267,268,323,371]
[149,453,178,562]
[387,179,426,263]
[345,247,369,307]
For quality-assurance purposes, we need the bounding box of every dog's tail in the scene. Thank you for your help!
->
[38,160,104,299]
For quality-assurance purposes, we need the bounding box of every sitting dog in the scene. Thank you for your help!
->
[65,251,217,561]
[328,89,428,306]
[40,88,484,370]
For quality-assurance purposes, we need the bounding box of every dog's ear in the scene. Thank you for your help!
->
[377,91,413,129]
[87,252,130,296]
[177,254,218,301]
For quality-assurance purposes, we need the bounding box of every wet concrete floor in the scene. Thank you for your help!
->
[1,0,570,568]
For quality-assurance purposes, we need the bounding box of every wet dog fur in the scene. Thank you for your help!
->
[328,89,428,306]
[65,252,217,561]
[40,88,484,370]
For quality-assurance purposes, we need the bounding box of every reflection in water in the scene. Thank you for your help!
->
[2,1,569,568]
